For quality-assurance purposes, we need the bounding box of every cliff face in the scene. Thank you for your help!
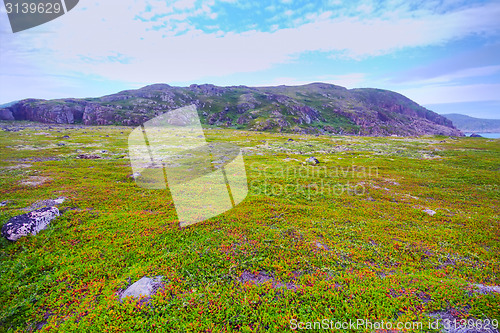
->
[0,83,463,136]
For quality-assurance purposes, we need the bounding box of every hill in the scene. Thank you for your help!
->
[442,113,500,133]
[0,101,18,108]
[0,83,462,136]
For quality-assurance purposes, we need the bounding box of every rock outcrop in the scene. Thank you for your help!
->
[1,207,60,241]
[0,109,14,120]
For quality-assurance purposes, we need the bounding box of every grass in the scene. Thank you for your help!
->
[0,121,499,332]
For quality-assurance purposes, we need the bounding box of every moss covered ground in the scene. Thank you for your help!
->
[0,122,498,332]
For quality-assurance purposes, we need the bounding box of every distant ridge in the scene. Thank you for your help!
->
[0,83,462,136]
[0,101,18,108]
[442,114,500,133]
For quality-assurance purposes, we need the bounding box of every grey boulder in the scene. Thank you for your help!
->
[120,276,163,301]
[305,156,320,165]
[1,207,59,241]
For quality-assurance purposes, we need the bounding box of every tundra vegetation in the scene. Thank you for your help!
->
[0,121,498,332]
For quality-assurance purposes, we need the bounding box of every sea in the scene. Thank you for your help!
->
[464,133,500,139]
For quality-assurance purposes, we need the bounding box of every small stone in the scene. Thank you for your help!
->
[77,154,101,159]
[305,156,320,165]
[423,208,436,216]
[120,276,163,301]
[130,172,141,179]
[62,135,70,139]
[53,197,66,205]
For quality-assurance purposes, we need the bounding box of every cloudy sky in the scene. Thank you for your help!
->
[1,0,499,118]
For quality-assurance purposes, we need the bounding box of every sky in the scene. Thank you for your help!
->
[0,0,499,118]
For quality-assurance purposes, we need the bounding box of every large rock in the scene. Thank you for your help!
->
[1,207,59,241]
[0,109,14,120]
[120,276,163,301]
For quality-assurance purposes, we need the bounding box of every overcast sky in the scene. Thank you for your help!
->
[1,0,499,118]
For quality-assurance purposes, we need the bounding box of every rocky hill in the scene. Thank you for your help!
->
[0,83,462,136]
[442,113,500,133]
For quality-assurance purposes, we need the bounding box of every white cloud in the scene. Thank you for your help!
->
[257,77,316,87]
[401,65,500,85]
[265,5,276,12]
[1,0,500,101]
[398,83,500,104]
[54,2,498,80]
[260,73,366,88]
[173,0,197,11]
[320,73,367,88]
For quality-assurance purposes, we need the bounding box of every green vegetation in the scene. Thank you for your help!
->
[0,122,498,332]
